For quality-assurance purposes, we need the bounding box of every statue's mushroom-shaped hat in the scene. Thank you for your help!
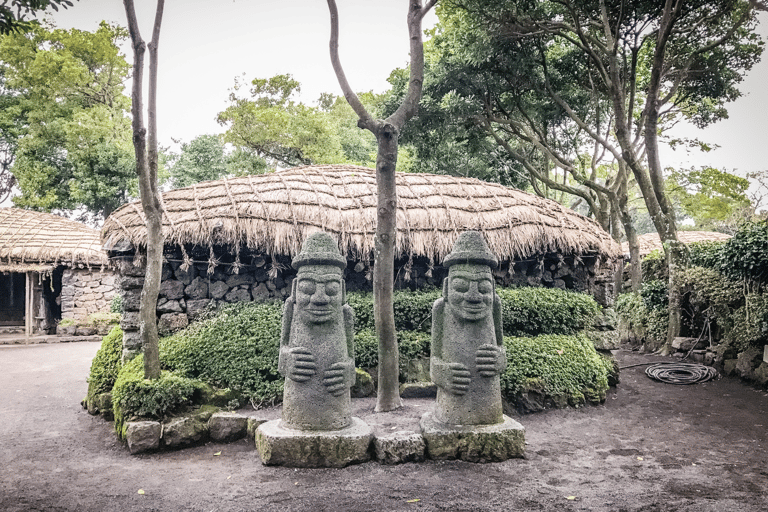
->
[443,231,498,269]
[292,232,347,270]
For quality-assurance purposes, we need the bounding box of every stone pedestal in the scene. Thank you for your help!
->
[420,411,525,462]
[255,417,372,468]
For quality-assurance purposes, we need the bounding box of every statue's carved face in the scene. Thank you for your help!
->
[295,265,343,324]
[446,264,494,322]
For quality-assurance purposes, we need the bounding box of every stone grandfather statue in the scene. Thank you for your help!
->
[278,232,356,431]
[430,230,507,426]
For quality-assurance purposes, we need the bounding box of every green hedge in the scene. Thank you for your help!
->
[112,354,200,438]
[347,288,440,333]
[349,286,600,338]
[160,301,284,407]
[500,333,613,407]
[85,326,123,407]
[354,328,431,381]
[496,287,601,336]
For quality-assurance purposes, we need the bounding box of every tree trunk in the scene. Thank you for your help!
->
[123,0,165,380]
[373,124,401,412]
[661,239,688,355]
[326,0,435,412]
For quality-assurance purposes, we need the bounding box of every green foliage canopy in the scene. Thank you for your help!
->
[216,74,378,171]
[0,21,134,221]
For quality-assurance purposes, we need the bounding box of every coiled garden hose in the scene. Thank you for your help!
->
[644,362,719,385]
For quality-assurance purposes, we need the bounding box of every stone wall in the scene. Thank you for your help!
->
[115,247,621,360]
[60,268,118,321]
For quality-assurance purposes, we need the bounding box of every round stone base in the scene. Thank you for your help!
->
[255,417,373,468]
[420,411,525,462]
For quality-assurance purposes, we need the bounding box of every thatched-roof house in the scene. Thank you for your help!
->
[102,165,622,358]
[0,208,117,336]
[621,231,732,259]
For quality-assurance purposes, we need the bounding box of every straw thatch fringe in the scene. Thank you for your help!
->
[101,164,621,265]
[621,231,732,258]
[0,208,110,269]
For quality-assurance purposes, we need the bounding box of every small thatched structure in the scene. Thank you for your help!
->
[103,164,620,265]
[0,208,109,271]
[622,231,732,259]
[102,165,622,357]
[0,208,116,335]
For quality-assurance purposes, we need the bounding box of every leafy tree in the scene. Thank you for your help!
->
[0,0,74,34]
[167,134,228,188]
[0,21,134,221]
[327,0,436,412]
[418,0,764,342]
[666,166,751,232]
[216,73,378,170]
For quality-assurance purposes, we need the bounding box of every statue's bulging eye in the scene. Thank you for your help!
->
[451,278,469,293]
[298,280,316,295]
[478,280,493,294]
[325,281,340,296]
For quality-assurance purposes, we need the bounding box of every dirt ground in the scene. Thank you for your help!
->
[1,341,768,512]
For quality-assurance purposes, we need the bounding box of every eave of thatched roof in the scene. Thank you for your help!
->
[102,164,621,264]
[0,208,110,269]
[621,230,732,258]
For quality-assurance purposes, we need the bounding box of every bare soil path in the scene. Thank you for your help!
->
[1,341,767,512]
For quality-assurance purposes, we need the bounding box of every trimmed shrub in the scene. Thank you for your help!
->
[347,288,440,333]
[500,333,613,408]
[160,301,284,407]
[354,328,430,382]
[615,292,668,350]
[496,287,601,336]
[717,220,768,285]
[641,249,668,281]
[688,240,726,270]
[112,355,199,438]
[640,279,668,311]
[85,326,123,407]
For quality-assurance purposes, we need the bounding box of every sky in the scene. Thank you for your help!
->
[39,1,768,199]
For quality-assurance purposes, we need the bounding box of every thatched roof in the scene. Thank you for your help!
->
[0,208,110,270]
[102,164,621,265]
[622,231,732,258]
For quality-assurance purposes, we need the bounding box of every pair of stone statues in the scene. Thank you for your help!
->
[278,230,506,431]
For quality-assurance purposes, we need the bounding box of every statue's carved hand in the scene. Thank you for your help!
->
[323,362,349,396]
[476,344,506,377]
[286,347,316,382]
[446,362,471,395]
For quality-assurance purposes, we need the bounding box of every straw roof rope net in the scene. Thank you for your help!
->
[101,164,621,267]
[0,208,110,269]
[621,231,733,258]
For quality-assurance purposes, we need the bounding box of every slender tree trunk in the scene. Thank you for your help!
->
[373,124,401,411]
[327,0,435,412]
[123,0,165,380]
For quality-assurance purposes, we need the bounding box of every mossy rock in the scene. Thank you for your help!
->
[351,368,374,398]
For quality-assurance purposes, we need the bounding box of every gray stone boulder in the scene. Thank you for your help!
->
[399,382,437,399]
[126,421,161,454]
[247,418,267,441]
[209,280,229,300]
[209,412,248,442]
[226,274,255,288]
[351,368,375,398]
[158,313,189,335]
[160,280,185,300]
[185,277,209,300]
[224,287,251,303]
[373,431,425,465]
[162,415,209,448]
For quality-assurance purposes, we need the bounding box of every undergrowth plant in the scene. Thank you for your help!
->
[85,326,123,407]
[500,333,613,407]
